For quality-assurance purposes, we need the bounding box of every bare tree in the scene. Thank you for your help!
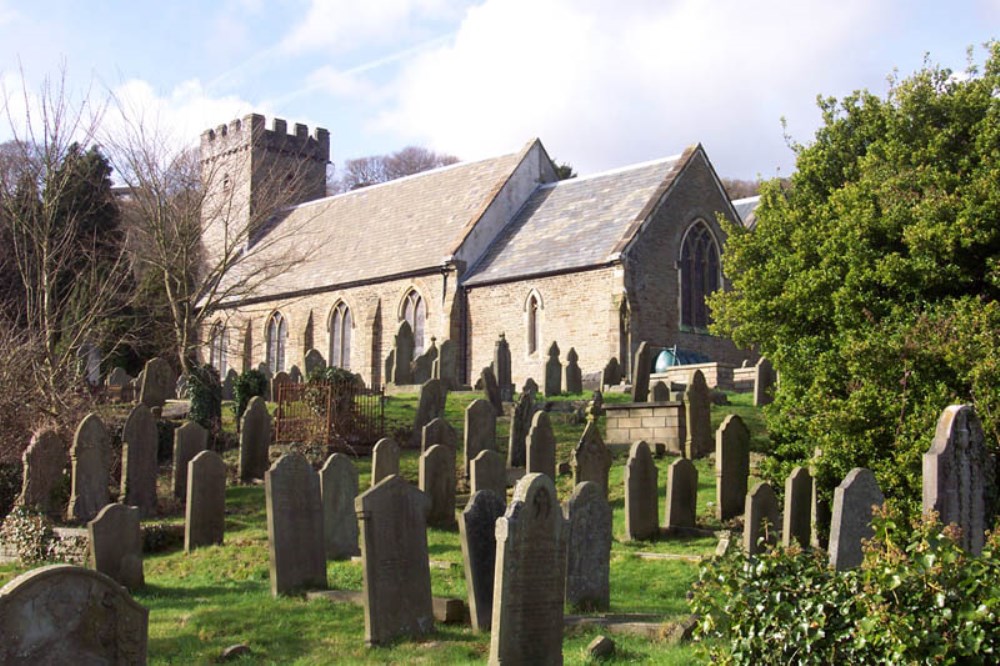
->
[329,145,459,194]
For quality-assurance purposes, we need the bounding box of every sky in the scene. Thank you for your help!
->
[0,0,996,180]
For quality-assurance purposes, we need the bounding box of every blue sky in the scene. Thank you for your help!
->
[0,0,996,179]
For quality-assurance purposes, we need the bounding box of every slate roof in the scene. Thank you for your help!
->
[462,154,687,286]
[732,195,760,229]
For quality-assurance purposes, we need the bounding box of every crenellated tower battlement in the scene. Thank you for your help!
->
[200,113,330,165]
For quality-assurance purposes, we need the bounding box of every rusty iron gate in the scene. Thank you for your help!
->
[274,379,385,451]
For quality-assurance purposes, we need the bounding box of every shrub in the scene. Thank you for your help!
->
[232,369,267,427]
[185,363,222,431]
[0,460,23,520]
[0,505,54,565]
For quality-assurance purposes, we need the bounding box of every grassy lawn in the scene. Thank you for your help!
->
[0,389,764,664]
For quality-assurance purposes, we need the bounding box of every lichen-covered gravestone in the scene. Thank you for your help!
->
[320,453,360,560]
[265,453,327,596]
[631,341,651,402]
[715,414,750,520]
[0,565,148,665]
[572,421,612,496]
[489,473,568,665]
[544,342,562,397]
[471,449,506,499]
[421,416,457,453]
[565,347,583,394]
[829,468,884,571]
[419,444,457,529]
[459,490,506,632]
[356,475,434,646]
[185,450,226,552]
[18,429,66,516]
[68,413,112,522]
[411,378,446,446]
[684,369,712,459]
[139,357,176,409]
[121,404,158,517]
[782,466,813,548]
[624,440,659,541]
[507,390,534,468]
[370,437,400,487]
[464,399,497,479]
[481,366,503,416]
[89,503,144,590]
[743,482,780,555]
[239,396,271,482]
[494,333,513,401]
[564,481,612,611]
[526,411,556,480]
[173,421,208,500]
[664,458,698,531]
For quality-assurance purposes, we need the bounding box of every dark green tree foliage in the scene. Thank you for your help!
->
[232,369,267,426]
[185,363,222,432]
[709,43,1000,511]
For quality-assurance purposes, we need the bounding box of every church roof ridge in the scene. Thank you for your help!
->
[538,153,685,190]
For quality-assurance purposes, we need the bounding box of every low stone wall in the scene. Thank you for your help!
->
[651,362,735,391]
[604,402,687,454]
[732,367,755,393]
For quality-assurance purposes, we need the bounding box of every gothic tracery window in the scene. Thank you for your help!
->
[680,221,720,330]
[266,311,288,373]
[403,289,426,355]
[330,301,352,370]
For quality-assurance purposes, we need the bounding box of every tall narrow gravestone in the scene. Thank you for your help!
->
[68,413,112,522]
[370,437,400,487]
[526,411,557,480]
[89,503,144,591]
[265,453,327,596]
[753,357,776,407]
[494,333,514,401]
[715,414,750,520]
[356,475,435,646]
[481,366,503,415]
[624,440,659,541]
[391,321,415,385]
[829,468,884,571]
[507,390,534,468]
[320,453,360,559]
[489,473,568,665]
[459,490,506,632]
[664,458,698,530]
[239,396,271,482]
[185,450,226,552]
[564,481,612,611]
[121,404,158,517]
[743,482,780,555]
[782,466,813,548]
[923,404,995,555]
[412,379,446,446]
[18,429,66,516]
[684,369,712,459]
[631,341,651,402]
[420,444,457,529]
[173,421,208,500]
[572,421,612,496]
[435,339,459,390]
[544,342,562,397]
[565,347,583,395]
[471,449,507,499]
[464,399,497,479]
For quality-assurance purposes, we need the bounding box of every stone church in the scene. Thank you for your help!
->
[200,113,748,389]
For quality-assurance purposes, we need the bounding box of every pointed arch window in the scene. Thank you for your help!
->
[403,289,426,354]
[266,311,288,373]
[209,322,229,376]
[680,221,720,330]
[330,301,353,370]
[527,293,541,355]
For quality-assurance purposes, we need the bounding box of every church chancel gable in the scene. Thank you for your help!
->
[200,113,747,390]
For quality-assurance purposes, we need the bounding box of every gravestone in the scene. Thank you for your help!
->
[743,482,780,555]
[602,357,621,388]
[651,380,670,402]
[664,458,698,530]
[271,370,292,402]
[68,413,112,522]
[88,503,144,590]
[494,333,514,401]
[139,357,175,409]
[172,421,208,500]
[18,429,66,515]
[631,341,651,402]
[223,368,237,401]
[564,481,612,611]
[715,414,750,520]
[434,339,459,390]
[489,473,568,665]
[419,444,457,529]
[239,396,271,482]
[265,453,327,596]
[0,565,148,664]
[320,453,360,559]
[289,364,304,384]
[411,378,446,446]
[624,440,659,541]
[526,411,557,480]
[304,348,326,376]
[356,475,434,646]
[464,399,497,479]
[829,468,884,571]
[507,390,534,468]
[185,450,226,552]
[782,466,813,548]
[753,357,776,407]
[522,377,539,398]
[412,338,438,385]
[459,490,506,631]
[481,366,503,415]
[384,350,395,386]
[256,363,273,401]
[924,404,995,555]
[572,421,612,496]
[371,437,400,487]
[684,369,712,458]
[471,449,506,499]
[544,342,562,397]
[565,347,583,394]
[391,321,415,385]
[106,366,131,389]
[421,416,457,453]
[121,404,158,517]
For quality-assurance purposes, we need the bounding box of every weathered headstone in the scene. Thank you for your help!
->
[494,333,514,401]
[121,404,158,517]
[924,404,995,555]
[522,377,539,398]
[421,416,457,453]
[782,466,813,548]
[602,357,621,388]
[572,421,612,496]
[565,347,583,394]
[829,468,884,571]
[481,366,503,415]
[139,357,176,409]
[391,321,415,385]
[471,449,506,499]
[631,341,651,402]
[356,475,434,646]
[371,437,400,487]
[521,410,554,481]
[88,503,144,590]
[107,366,132,401]
[185,450,226,551]
[304,348,326,377]
[0,565,148,664]
[239,396,271,482]
[434,339,459,390]
[507,390,534,468]
[459,490,506,632]
[173,421,208,500]
[17,430,66,515]
[489,473,568,665]
[544,341,562,397]
[753,357,776,407]
[289,365,303,384]
[223,368,238,401]
[271,370,292,401]
[265,453,327,596]
[564,481,612,611]
[624,440,659,540]
[420,444,457,529]
[320,453,360,560]
[664,458,698,530]
[743,482,780,555]
[715,414,750,520]
[68,413,112,522]
[651,380,670,402]
[412,338,438,384]
[464,399,497,478]
[411,378,447,446]
[684,369,712,459]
